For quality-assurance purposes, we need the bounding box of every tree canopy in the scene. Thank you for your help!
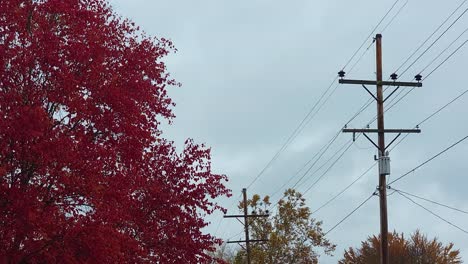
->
[0,0,229,262]
[339,230,462,264]
[233,189,335,264]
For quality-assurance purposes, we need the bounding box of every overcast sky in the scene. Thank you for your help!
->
[109,0,468,262]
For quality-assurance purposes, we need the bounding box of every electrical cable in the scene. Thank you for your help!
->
[245,75,338,190]
[302,140,354,195]
[381,2,468,112]
[396,190,468,234]
[385,87,468,183]
[383,36,468,117]
[399,5,468,77]
[394,0,468,74]
[324,193,375,235]
[424,38,468,80]
[312,162,377,215]
[268,137,350,212]
[380,0,409,34]
[269,131,342,199]
[341,0,402,70]
[389,134,468,185]
[418,88,468,126]
[390,187,468,214]
[290,135,348,191]
[420,26,468,74]
[226,229,245,241]
[213,217,224,238]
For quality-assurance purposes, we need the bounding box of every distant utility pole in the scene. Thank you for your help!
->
[338,34,422,264]
[224,188,269,264]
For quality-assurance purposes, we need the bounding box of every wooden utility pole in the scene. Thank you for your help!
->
[224,188,269,264]
[338,34,422,264]
[375,34,389,264]
[243,188,251,264]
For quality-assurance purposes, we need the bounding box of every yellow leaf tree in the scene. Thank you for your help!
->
[233,189,335,264]
[339,230,462,264]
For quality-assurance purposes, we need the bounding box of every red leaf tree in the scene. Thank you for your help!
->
[0,0,230,262]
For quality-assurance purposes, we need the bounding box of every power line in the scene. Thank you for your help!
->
[269,131,341,200]
[399,5,468,76]
[385,86,468,183]
[424,38,468,80]
[324,193,375,236]
[380,0,409,33]
[245,76,338,190]
[389,134,468,185]
[418,88,468,126]
[302,140,354,195]
[420,26,468,74]
[381,5,468,115]
[268,136,348,211]
[382,36,468,118]
[390,187,468,214]
[395,190,468,234]
[227,230,244,241]
[342,0,402,70]
[291,135,348,191]
[213,217,224,238]
[312,162,377,215]
[394,0,468,74]
[269,137,356,212]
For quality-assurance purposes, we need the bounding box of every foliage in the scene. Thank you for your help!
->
[233,189,335,264]
[0,0,229,262]
[339,230,462,264]
[208,243,236,264]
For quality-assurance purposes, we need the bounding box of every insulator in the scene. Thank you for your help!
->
[415,74,422,82]
[338,70,346,78]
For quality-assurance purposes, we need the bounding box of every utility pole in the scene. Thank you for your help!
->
[224,188,269,264]
[338,34,422,264]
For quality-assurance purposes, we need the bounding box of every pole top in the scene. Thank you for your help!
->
[376,33,382,38]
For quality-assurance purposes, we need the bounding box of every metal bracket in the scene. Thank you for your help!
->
[235,217,244,226]
[362,84,378,102]
[362,133,380,152]
[383,86,400,103]
[385,133,402,151]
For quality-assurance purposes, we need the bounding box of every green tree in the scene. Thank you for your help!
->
[233,189,335,264]
[339,230,462,264]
